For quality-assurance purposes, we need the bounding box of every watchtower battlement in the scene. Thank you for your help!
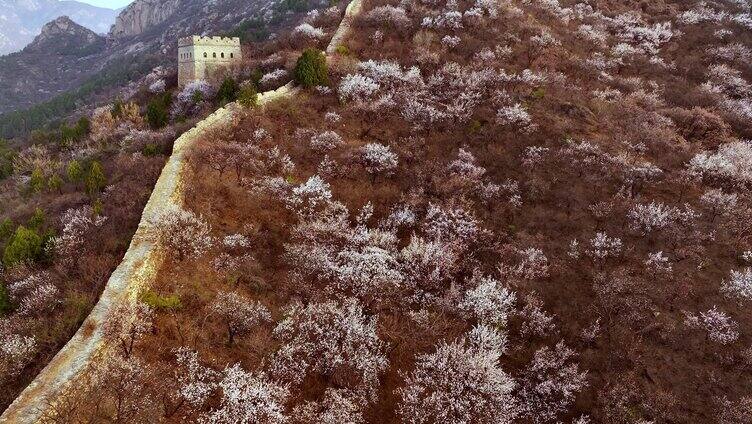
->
[178,36,241,48]
[177,35,242,87]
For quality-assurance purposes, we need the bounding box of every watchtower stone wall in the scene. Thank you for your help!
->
[178,36,242,87]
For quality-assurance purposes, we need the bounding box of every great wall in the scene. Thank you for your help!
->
[0,1,361,421]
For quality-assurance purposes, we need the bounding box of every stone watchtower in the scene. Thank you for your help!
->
[177,36,242,87]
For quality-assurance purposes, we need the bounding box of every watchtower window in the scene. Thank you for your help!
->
[230,53,234,58]
[213,52,217,58]
[204,52,207,58]
[221,52,225,58]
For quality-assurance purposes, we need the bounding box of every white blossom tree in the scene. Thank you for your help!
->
[271,298,388,401]
[335,246,404,300]
[201,364,290,424]
[292,388,365,424]
[700,189,738,222]
[150,205,214,260]
[396,325,517,423]
[645,251,672,275]
[360,143,398,180]
[461,275,516,327]
[519,341,588,423]
[293,23,326,40]
[684,306,739,345]
[366,5,412,30]
[102,300,154,358]
[0,332,37,380]
[210,291,271,344]
[7,272,60,316]
[285,175,333,216]
[586,232,623,261]
[689,140,752,185]
[310,131,344,153]
[175,348,219,408]
[722,268,752,301]
[53,205,107,262]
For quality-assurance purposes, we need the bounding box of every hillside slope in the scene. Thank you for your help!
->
[5,0,752,422]
[0,17,107,115]
[0,2,346,421]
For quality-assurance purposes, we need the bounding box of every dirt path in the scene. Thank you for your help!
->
[0,2,362,419]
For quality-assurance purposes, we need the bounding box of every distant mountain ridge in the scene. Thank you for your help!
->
[0,16,108,115]
[0,0,120,55]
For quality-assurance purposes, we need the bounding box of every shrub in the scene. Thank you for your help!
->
[294,48,329,88]
[85,161,107,196]
[29,168,45,193]
[192,90,205,104]
[59,125,78,146]
[245,70,261,89]
[335,45,350,56]
[90,106,117,142]
[92,198,104,216]
[48,174,63,192]
[139,290,182,311]
[28,208,45,230]
[0,140,15,180]
[467,120,483,133]
[66,160,84,183]
[60,117,91,146]
[237,84,258,108]
[111,98,125,119]
[0,282,10,315]
[224,18,271,43]
[0,218,13,241]
[3,226,43,267]
[279,0,308,13]
[217,77,240,104]
[142,143,160,157]
[119,101,144,127]
[146,93,172,129]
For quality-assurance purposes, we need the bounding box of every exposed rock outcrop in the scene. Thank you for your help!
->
[110,0,182,38]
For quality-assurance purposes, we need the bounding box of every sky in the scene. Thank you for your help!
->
[74,0,133,9]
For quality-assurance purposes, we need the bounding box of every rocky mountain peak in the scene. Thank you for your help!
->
[24,16,104,54]
[0,0,119,55]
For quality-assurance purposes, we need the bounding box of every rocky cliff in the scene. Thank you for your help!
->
[110,0,181,38]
